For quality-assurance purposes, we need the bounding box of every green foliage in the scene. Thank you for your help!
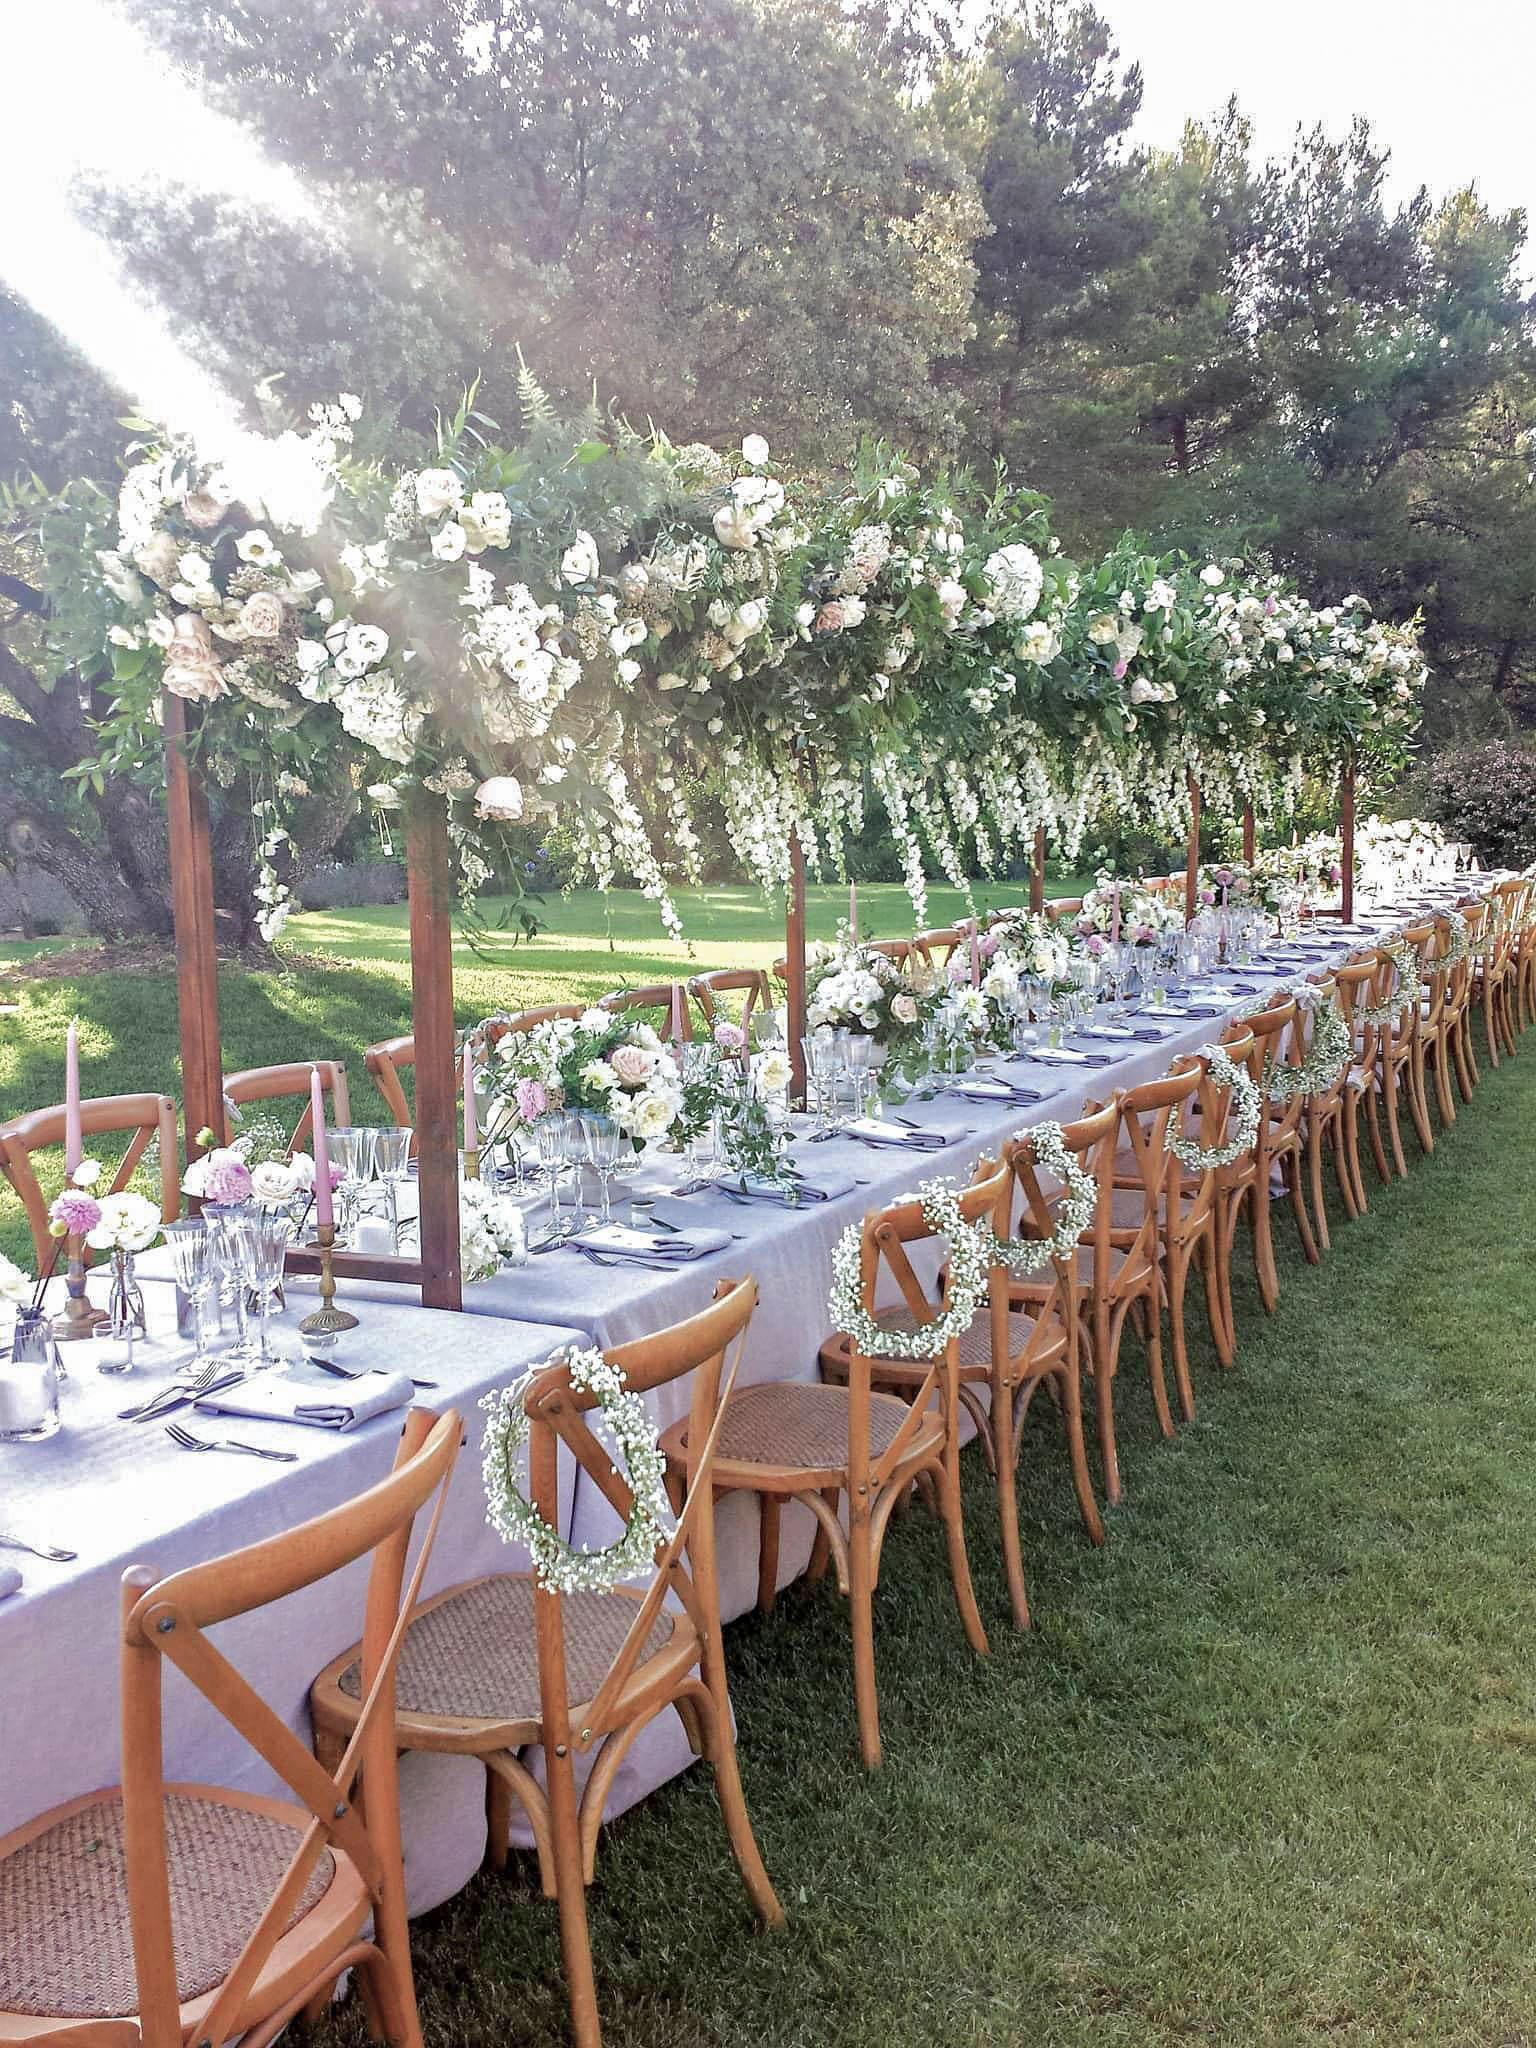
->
[1424,738,1536,869]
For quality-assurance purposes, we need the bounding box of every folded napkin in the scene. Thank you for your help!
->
[196,1370,413,1432]
[0,1565,21,1601]
[1135,1003,1192,1019]
[949,1076,1042,1104]
[733,1171,858,1204]
[579,1222,731,1260]
[846,1117,951,1150]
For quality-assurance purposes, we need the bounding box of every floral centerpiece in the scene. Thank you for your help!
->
[1074,873,1184,948]
[460,1177,527,1283]
[182,1113,326,1209]
[487,1008,684,1146]
[1196,861,1283,916]
[803,930,933,1046]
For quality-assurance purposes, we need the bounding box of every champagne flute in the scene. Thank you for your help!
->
[372,1126,413,1250]
[203,1199,256,1361]
[163,1219,218,1368]
[233,1211,294,1371]
[584,1112,623,1225]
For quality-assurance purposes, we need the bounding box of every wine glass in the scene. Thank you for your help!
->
[584,1112,623,1225]
[371,1127,413,1250]
[328,1127,377,1244]
[843,1032,876,1118]
[559,1111,591,1234]
[534,1115,567,1240]
[202,1199,257,1361]
[233,1211,294,1372]
[163,1219,219,1368]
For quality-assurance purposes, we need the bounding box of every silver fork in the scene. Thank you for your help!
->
[0,1532,77,1562]
[165,1422,298,1463]
[119,1361,242,1421]
[305,1355,439,1390]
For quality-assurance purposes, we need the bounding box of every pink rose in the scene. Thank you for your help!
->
[610,1044,654,1086]
[1199,888,1215,905]
[163,658,227,702]
[1113,658,1129,680]
[204,1159,254,1205]
[979,933,1000,957]
[713,1022,746,1052]
[1083,933,1104,955]
[49,1188,102,1237]
[514,1078,549,1123]
[238,591,286,640]
[814,601,845,635]
[1264,595,1278,615]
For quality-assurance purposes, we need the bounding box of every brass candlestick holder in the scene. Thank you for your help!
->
[298,1222,360,1339]
[462,1145,481,1182]
[56,1235,107,1342]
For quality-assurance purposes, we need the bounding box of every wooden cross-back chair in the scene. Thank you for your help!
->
[687,969,775,1039]
[1444,900,1488,1104]
[1474,877,1528,1066]
[366,1007,584,1154]
[314,1281,782,2048]
[912,925,971,970]
[0,1406,460,2048]
[1284,976,1359,1253]
[223,1059,349,1153]
[597,984,692,1041]
[1106,1058,1232,1430]
[1043,896,1083,924]
[0,1094,180,1269]
[666,1168,1006,1767]
[1010,1094,1167,1507]
[818,1139,1104,1633]
[1367,928,1434,1180]
[1224,1000,1320,1321]
[1414,916,1461,1132]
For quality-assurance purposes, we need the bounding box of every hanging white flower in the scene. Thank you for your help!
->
[741,432,770,465]
[560,529,601,585]
[474,776,525,822]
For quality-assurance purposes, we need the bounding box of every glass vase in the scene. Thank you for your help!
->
[0,1308,62,1440]
[98,1246,147,1376]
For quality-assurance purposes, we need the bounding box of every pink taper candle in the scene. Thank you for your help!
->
[849,881,858,944]
[310,1066,333,1232]
[64,1017,82,1175]
[669,982,683,1044]
[969,921,981,989]
[462,1037,477,1150]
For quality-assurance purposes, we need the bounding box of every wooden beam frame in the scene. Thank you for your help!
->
[1029,824,1046,913]
[785,827,808,1107]
[163,728,462,1307]
[1340,758,1356,923]
[1184,774,1201,924]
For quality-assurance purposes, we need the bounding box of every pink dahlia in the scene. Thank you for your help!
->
[515,1078,550,1123]
[713,1022,746,1052]
[203,1159,254,1205]
[50,1188,102,1237]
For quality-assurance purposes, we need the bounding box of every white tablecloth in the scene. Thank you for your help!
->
[8,892,1474,1913]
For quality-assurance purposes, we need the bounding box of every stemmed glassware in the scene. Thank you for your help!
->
[372,1127,413,1250]
[803,1031,840,1134]
[328,1128,377,1245]
[843,1032,876,1118]
[202,1199,257,1361]
[233,1211,294,1371]
[559,1110,590,1234]
[535,1114,567,1240]
[163,1219,219,1368]
[584,1112,623,1225]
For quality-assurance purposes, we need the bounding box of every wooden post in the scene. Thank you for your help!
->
[785,826,808,1108]
[406,794,462,1311]
[1184,775,1201,925]
[1340,758,1356,924]
[1029,824,1046,913]
[1242,803,1256,865]
[162,696,225,1160]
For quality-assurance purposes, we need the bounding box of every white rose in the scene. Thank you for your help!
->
[431,522,468,562]
[712,504,757,550]
[560,529,601,585]
[741,433,770,465]
[71,1159,104,1188]
[1087,613,1120,645]
[250,1159,300,1203]
[415,468,464,517]
[177,550,214,590]
[474,775,524,821]
[1200,564,1225,587]
[736,599,766,633]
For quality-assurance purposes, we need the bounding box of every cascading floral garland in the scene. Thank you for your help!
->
[1439,908,1471,971]
[978,1122,1097,1267]
[1363,943,1423,1029]
[1262,990,1353,1105]
[1165,1046,1263,1171]
[45,373,1431,946]
[481,1345,672,1594]
[827,1178,990,1361]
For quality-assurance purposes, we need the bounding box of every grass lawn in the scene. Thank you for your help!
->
[305,1020,1536,2048]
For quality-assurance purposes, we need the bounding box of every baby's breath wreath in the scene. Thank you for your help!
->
[1363,942,1422,1029]
[1166,1045,1262,1171]
[1264,991,1352,1105]
[828,1177,989,1360]
[1439,908,1471,971]
[481,1346,672,1594]
[980,1121,1096,1269]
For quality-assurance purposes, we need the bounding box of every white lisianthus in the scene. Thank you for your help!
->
[1200,564,1225,587]
[236,529,282,566]
[629,1091,677,1142]
[343,622,389,666]
[71,1159,104,1189]
[85,1191,163,1253]
[1146,578,1178,611]
[474,775,524,822]
[431,522,468,563]
[752,1047,792,1097]
[177,550,214,590]
[560,529,601,585]
[741,432,770,465]
[415,468,464,517]
[1087,613,1120,645]
[936,579,966,624]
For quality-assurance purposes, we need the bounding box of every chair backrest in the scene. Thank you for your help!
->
[116,1407,460,2046]
[598,984,693,1042]
[1232,997,1304,1146]
[521,1279,756,1752]
[1331,954,1382,1073]
[997,1122,1098,1375]
[1044,897,1083,924]
[842,1158,1011,1496]
[1114,1064,1212,1250]
[913,925,969,970]
[687,968,774,1038]
[223,1059,350,1151]
[0,1093,180,1268]
[363,1033,419,1132]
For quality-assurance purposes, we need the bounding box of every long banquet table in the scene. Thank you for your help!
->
[1,890,1481,1914]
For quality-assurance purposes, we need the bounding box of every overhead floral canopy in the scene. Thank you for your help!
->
[43,371,1428,938]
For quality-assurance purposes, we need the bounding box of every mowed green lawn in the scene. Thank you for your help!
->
[6,894,1536,2043]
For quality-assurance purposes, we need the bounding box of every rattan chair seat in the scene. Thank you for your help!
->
[0,1789,337,2018]
[336,1574,676,1726]
[818,1304,1051,1383]
[697,1378,929,1478]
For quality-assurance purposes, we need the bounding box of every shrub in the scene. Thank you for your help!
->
[1424,740,1536,869]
